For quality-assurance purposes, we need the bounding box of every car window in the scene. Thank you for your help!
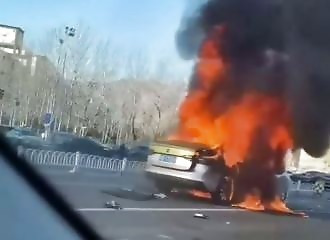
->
[0,153,84,240]
[6,128,37,137]
[5,130,18,138]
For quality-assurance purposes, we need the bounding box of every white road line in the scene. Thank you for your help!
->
[76,207,245,212]
[52,181,119,187]
[157,234,174,239]
[289,189,314,192]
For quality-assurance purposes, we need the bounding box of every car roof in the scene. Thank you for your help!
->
[53,132,75,136]
[153,139,211,150]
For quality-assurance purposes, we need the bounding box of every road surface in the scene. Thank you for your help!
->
[38,168,330,240]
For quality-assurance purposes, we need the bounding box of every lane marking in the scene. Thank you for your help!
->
[76,207,245,212]
[157,234,174,239]
[76,207,330,214]
[290,190,315,192]
[52,181,120,187]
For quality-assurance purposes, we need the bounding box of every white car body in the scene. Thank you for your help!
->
[145,140,292,201]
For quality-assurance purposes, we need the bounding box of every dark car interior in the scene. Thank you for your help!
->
[0,135,103,240]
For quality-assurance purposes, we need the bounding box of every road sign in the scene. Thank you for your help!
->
[43,113,53,126]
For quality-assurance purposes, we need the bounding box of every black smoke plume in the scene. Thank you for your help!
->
[176,0,330,158]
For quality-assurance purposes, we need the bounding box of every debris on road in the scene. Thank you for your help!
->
[104,200,122,210]
[153,193,167,199]
[193,213,208,219]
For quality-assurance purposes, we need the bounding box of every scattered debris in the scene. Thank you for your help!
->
[193,213,208,219]
[104,200,122,210]
[153,193,167,199]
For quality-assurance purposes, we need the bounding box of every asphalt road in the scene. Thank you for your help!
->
[38,168,330,240]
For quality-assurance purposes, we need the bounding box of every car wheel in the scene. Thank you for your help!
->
[313,179,325,195]
[154,180,172,194]
[211,176,234,206]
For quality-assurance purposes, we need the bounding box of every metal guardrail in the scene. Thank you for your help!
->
[18,148,328,195]
[18,148,146,172]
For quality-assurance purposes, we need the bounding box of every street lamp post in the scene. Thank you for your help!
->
[52,26,76,131]
[61,26,76,78]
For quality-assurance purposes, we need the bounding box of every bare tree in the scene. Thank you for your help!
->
[1,22,190,145]
[124,49,151,80]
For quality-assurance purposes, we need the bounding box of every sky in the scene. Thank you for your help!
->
[0,0,194,78]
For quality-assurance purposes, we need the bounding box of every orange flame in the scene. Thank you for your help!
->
[172,26,295,213]
[234,194,265,211]
[189,190,211,199]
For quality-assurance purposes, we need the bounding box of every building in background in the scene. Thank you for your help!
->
[0,23,56,80]
[0,23,57,127]
[0,24,24,54]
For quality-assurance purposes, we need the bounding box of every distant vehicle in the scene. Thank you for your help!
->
[6,127,38,138]
[43,132,118,157]
[127,145,151,161]
[290,170,330,191]
[145,140,292,204]
[5,127,43,149]
[6,130,124,158]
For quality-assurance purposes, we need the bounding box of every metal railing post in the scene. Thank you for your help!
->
[70,151,80,173]
[19,148,148,173]
[296,180,301,191]
[121,157,127,176]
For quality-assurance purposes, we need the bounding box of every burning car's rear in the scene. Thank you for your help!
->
[145,140,233,203]
[145,140,292,205]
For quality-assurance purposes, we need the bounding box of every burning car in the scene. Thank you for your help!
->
[145,140,291,205]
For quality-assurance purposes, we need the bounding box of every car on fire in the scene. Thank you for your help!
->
[145,140,236,204]
[145,140,292,204]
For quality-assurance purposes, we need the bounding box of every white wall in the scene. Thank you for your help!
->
[0,46,14,54]
[0,26,16,46]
